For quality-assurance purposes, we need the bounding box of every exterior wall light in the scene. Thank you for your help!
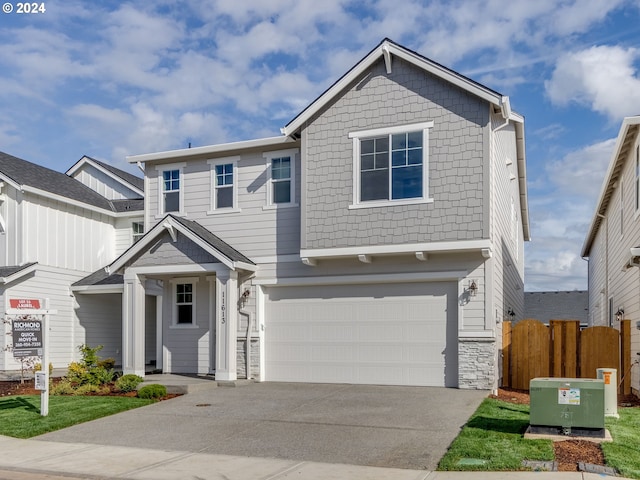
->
[615,307,624,322]
[468,280,478,297]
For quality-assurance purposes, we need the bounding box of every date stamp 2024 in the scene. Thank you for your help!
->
[3,2,46,14]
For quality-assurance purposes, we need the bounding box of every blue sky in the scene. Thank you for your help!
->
[2,0,640,291]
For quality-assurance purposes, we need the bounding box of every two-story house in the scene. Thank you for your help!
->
[74,39,529,390]
[0,153,143,372]
[582,115,640,396]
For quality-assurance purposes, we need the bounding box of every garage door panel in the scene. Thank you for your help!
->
[265,282,458,387]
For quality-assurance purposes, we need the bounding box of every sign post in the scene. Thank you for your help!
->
[7,298,56,417]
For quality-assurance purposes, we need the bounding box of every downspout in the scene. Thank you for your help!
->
[238,281,253,380]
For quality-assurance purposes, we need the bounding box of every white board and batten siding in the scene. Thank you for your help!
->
[264,282,459,387]
[22,194,115,273]
[71,164,140,200]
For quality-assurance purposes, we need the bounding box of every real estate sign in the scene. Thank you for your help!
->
[12,319,43,358]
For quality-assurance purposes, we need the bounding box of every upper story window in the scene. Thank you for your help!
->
[263,149,298,209]
[132,221,144,243]
[349,122,433,209]
[157,163,185,217]
[163,170,180,212]
[208,157,240,214]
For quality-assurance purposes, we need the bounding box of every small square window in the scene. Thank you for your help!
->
[132,221,144,243]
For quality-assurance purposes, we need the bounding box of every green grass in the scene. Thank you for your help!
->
[0,395,155,438]
[604,408,640,479]
[438,398,553,471]
[439,398,640,479]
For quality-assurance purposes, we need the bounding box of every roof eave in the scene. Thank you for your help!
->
[282,38,506,137]
[581,116,640,257]
[126,136,296,164]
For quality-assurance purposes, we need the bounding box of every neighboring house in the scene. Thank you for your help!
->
[582,115,640,395]
[0,152,143,372]
[73,38,530,390]
[523,291,588,328]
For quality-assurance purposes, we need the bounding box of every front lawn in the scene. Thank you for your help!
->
[439,397,640,479]
[437,398,553,471]
[0,395,154,438]
[603,408,640,479]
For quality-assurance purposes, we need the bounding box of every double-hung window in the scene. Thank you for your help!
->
[350,122,433,208]
[132,221,144,243]
[263,149,298,208]
[170,278,198,327]
[208,157,239,213]
[158,163,185,216]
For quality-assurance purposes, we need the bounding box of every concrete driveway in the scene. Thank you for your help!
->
[37,382,486,470]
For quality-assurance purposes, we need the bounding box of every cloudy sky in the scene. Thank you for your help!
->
[1,0,640,291]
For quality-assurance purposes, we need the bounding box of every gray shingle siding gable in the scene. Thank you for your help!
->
[302,57,488,250]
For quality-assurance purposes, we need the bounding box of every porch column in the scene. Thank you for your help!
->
[122,272,146,376]
[215,270,238,381]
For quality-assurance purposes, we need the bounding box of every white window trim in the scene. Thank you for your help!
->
[263,149,299,210]
[207,157,241,215]
[131,221,144,244]
[348,121,434,209]
[169,277,199,328]
[156,162,186,219]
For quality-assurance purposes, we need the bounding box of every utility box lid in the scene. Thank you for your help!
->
[530,378,604,430]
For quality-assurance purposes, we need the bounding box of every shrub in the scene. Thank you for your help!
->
[66,345,114,387]
[33,362,54,375]
[97,358,115,370]
[51,379,75,395]
[74,383,110,396]
[137,384,166,399]
[115,374,143,393]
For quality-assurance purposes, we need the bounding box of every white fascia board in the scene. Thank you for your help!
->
[253,270,469,287]
[107,217,172,273]
[582,116,640,256]
[514,121,531,241]
[0,173,23,191]
[21,185,116,217]
[125,263,229,276]
[71,284,124,294]
[233,261,258,272]
[127,136,296,164]
[66,157,145,198]
[0,264,38,285]
[299,239,493,260]
[283,41,503,137]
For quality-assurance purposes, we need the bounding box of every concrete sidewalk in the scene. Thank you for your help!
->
[0,435,633,480]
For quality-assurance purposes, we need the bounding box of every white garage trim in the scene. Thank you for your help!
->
[253,270,468,286]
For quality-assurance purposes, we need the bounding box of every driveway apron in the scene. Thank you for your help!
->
[36,383,486,470]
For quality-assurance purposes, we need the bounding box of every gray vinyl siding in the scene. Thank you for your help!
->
[115,216,143,256]
[301,57,488,250]
[162,277,210,374]
[146,150,301,258]
[490,112,525,323]
[74,293,123,365]
[586,130,640,390]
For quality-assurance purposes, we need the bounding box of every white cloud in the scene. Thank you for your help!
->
[546,46,640,120]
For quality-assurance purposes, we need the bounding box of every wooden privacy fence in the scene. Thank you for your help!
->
[502,319,631,394]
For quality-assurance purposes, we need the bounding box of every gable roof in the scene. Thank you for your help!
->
[0,262,38,285]
[66,155,144,195]
[582,116,640,257]
[282,38,522,138]
[106,214,256,275]
[0,151,115,212]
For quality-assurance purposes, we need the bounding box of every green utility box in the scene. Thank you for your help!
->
[530,378,605,430]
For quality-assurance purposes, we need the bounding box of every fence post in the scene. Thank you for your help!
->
[621,319,631,395]
[502,321,511,388]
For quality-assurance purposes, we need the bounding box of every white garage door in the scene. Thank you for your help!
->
[265,282,458,387]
